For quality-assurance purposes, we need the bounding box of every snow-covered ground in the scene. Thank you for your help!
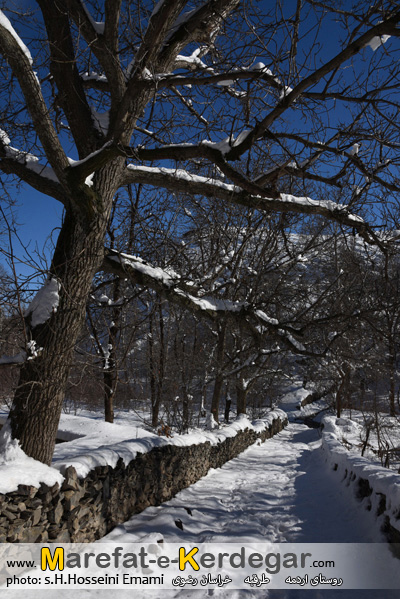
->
[3,421,400,598]
[100,422,399,599]
[2,389,400,598]
[103,423,379,546]
[0,408,285,490]
[325,410,400,471]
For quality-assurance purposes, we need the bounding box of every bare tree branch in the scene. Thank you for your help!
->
[0,9,68,177]
[225,11,400,161]
[101,248,318,357]
[120,163,382,248]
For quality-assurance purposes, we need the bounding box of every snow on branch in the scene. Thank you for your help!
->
[156,0,241,74]
[153,65,289,94]
[174,48,211,71]
[121,163,379,246]
[68,138,381,247]
[0,131,67,202]
[107,251,182,289]
[364,34,391,51]
[25,278,60,329]
[0,10,32,64]
[224,12,400,162]
[81,71,109,87]
[0,131,59,183]
[79,0,105,35]
[0,341,46,366]
[125,163,241,193]
[101,249,310,356]
[0,11,68,176]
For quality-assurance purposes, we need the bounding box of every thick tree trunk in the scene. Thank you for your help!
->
[148,302,165,428]
[389,368,396,418]
[157,302,165,425]
[9,165,121,464]
[211,374,223,422]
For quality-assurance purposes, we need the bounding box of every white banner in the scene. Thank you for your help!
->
[1,542,399,590]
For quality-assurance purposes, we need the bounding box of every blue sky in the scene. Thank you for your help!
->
[0,0,397,287]
[10,188,62,278]
[0,0,62,285]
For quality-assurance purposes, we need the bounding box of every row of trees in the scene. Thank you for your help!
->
[0,0,399,464]
[3,202,400,428]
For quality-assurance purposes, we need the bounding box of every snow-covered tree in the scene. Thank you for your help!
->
[0,0,399,463]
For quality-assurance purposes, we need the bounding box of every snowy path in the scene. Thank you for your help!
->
[5,423,399,599]
[104,422,400,599]
[105,423,379,546]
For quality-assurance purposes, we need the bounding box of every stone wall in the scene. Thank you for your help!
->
[326,460,400,551]
[321,416,400,549]
[0,415,287,543]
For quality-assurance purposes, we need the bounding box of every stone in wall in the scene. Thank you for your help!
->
[329,461,400,549]
[0,415,287,543]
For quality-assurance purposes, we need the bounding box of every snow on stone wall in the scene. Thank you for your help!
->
[0,412,287,543]
[321,416,400,543]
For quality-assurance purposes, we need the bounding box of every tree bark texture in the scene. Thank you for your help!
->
[9,162,122,464]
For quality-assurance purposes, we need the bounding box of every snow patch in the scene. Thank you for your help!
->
[0,137,59,182]
[201,130,251,154]
[79,0,105,35]
[26,339,43,360]
[217,79,234,87]
[365,35,390,51]
[0,10,33,65]
[51,410,287,479]
[25,278,60,328]
[85,172,95,187]
[81,71,108,83]
[67,140,113,168]
[175,48,209,70]
[322,415,400,533]
[0,128,10,145]
[255,309,279,326]
[280,193,364,221]
[233,129,251,147]
[110,252,181,288]
[0,421,64,494]
[205,412,218,430]
[348,143,360,156]
[279,85,293,100]
[174,289,243,313]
